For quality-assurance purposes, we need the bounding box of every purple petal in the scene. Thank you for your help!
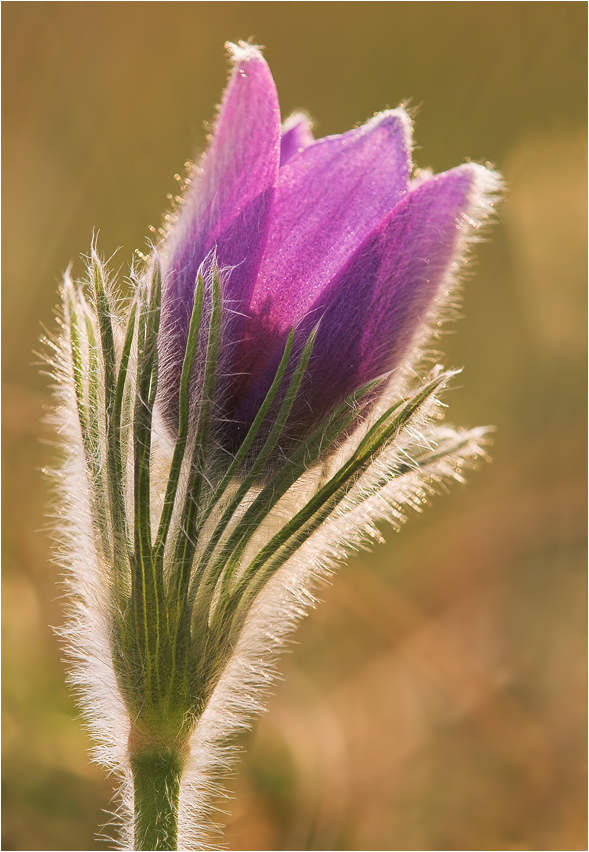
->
[235,109,413,390]
[280,112,314,165]
[159,44,281,430]
[296,163,500,423]
[164,43,281,308]
[232,163,499,436]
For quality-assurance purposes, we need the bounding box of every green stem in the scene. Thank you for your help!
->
[131,748,184,851]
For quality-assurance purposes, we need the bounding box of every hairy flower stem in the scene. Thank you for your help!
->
[131,747,184,851]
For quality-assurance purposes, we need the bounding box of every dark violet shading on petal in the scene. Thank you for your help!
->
[280,112,314,165]
[158,44,281,433]
[235,110,413,392]
[291,164,498,426]
[229,164,498,440]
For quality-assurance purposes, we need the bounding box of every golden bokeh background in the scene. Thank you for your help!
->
[2,3,586,850]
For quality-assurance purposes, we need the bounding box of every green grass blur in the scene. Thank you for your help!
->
[2,3,586,849]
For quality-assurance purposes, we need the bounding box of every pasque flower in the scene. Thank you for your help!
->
[47,42,500,851]
[160,43,497,451]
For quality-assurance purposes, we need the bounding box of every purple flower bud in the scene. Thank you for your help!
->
[159,42,499,450]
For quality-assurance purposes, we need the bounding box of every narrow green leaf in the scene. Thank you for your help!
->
[134,262,162,559]
[232,427,469,635]
[187,326,318,609]
[200,328,296,527]
[190,374,383,624]
[83,314,102,463]
[84,311,112,562]
[66,290,88,439]
[171,269,222,603]
[131,258,163,697]
[153,275,205,562]
[91,252,129,562]
[167,268,222,703]
[185,329,299,604]
[390,427,480,476]
[67,285,113,560]
[113,301,137,443]
[214,371,452,634]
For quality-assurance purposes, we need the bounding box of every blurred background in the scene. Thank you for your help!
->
[2,3,586,850]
